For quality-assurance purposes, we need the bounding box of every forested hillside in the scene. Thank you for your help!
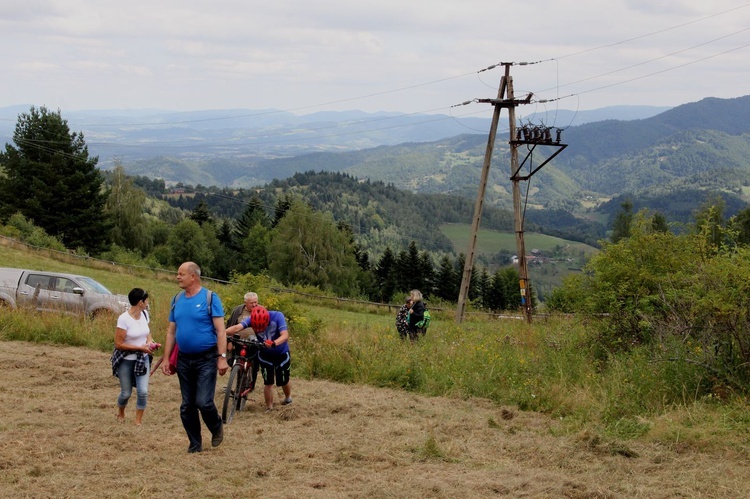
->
[132,95,750,230]
[166,171,607,252]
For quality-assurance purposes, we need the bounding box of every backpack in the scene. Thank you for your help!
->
[416,309,431,329]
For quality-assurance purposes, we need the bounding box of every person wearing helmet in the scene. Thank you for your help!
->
[226,304,292,412]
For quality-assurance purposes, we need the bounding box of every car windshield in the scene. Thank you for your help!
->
[76,277,113,295]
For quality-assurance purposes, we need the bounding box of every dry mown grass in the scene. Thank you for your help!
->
[2,340,750,498]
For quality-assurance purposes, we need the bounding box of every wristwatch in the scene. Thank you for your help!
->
[220,353,227,358]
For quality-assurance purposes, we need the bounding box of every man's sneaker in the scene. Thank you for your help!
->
[211,425,224,447]
[281,397,293,405]
[188,445,202,454]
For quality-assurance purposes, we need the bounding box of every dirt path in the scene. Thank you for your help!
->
[1,341,749,498]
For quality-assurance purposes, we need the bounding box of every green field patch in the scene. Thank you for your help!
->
[440,223,598,258]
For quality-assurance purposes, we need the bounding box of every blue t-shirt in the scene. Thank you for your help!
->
[240,310,289,354]
[169,288,225,354]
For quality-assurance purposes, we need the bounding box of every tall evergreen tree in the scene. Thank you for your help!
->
[217,219,234,247]
[0,106,110,254]
[189,200,213,226]
[234,195,268,247]
[434,255,457,301]
[272,193,294,228]
[395,249,412,293]
[403,241,422,291]
[417,250,435,298]
[375,246,398,303]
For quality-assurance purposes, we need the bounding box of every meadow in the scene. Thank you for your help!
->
[2,239,750,497]
[439,223,598,260]
[439,222,600,296]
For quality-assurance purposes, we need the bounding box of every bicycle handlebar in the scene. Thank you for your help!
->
[227,334,266,349]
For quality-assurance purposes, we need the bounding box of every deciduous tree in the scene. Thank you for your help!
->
[105,164,152,255]
[268,201,360,296]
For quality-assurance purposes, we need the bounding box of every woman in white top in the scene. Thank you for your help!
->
[112,288,157,425]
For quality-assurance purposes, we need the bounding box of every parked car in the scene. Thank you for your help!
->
[0,267,129,317]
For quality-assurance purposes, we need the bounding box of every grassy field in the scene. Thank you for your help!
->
[2,238,750,497]
[440,223,599,298]
[440,223,598,261]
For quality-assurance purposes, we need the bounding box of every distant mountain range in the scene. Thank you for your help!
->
[0,103,669,172]
[3,96,748,228]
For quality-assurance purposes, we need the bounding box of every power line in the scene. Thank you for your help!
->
[537,42,750,104]
[539,27,750,95]
[554,3,750,60]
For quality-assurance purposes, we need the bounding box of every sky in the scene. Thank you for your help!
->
[2,0,749,121]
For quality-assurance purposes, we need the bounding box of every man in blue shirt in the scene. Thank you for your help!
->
[226,304,291,412]
[161,261,229,453]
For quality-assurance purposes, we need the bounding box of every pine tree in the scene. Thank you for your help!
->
[375,246,398,303]
[434,255,457,301]
[234,196,268,247]
[189,200,213,226]
[272,193,294,228]
[417,251,435,298]
[0,106,111,254]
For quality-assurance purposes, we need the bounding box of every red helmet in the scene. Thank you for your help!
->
[250,305,270,332]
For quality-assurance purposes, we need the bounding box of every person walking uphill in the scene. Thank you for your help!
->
[225,291,260,389]
[161,262,229,454]
[226,305,291,412]
[111,288,158,426]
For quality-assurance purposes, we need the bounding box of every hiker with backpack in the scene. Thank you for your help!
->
[160,261,229,454]
[407,289,429,340]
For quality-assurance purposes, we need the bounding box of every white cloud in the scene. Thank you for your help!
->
[1,0,748,113]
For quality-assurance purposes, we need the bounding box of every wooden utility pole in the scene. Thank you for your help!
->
[455,64,510,324]
[456,63,565,324]
[506,75,533,322]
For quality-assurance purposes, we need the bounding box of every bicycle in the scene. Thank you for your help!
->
[221,334,265,424]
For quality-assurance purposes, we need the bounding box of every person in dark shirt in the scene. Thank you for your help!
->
[408,289,426,341]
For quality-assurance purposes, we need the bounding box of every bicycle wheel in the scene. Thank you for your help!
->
[222,364,241,424]
[237,369,250,412]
